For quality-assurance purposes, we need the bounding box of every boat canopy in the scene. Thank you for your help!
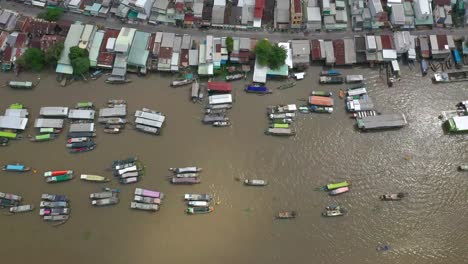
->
[39,107,69,117]
[134,111,165,122]
[35,134,53,140]
[39,128,56,133]
[273,123,289,128]
[0,116,28,130]
[327,181,349,190]
[448,116,468,131]
[8,81,33,88]
[209,94,232,105]
[357,114,407,130]
[347,88,367,96]
[5,109,29,118]
[309,96,334,106]
[68,109,95,120]
[76,102,94,108]
[246,85,268,92]
[135,117,163,128]
[99,105,127,117]
[207,82,232,93]
[0,131,17,139]
[69,123,95,132]
[5,165,26,171]
[34,118,64,128]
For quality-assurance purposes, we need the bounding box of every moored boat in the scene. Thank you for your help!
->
[187,201,209,207]
[319,76,344,84]
[3,164,31,172]
[67,137,90,143]
[80,174,110,182]
[0,198,19,207]
[41,194,68,202]
[119,171,140,179]
[186,206,214,214]
[244,179,267,186]
[276,211,297,219]
[134,195,161,204]
[92,197,119,206]
[245,85,272,94]
[322,181,350,191]
[175,173,199,178]
[39,128,61,134]
[225,73,244,81]
[276,81,296,90]
[9,204,34,213]
[76,102,94,109]
[130,202,159,211]
[120,177,139,184]
[90,192,114,199]
[39,208,70,216]
[212,121,231,127]
[29,133,56,142]
[43,215,69,222]
[184,194,212,201]
[0,192,22,202]
[171,78,194,87]
[379,193,405,201]
[67,132,96,138]
[134,188,164,199]
[322,209,344,217]
[0,138,9,146]
[310,106,333,113]
[169,167,202,174]
[40,201,68,208]
[103,128,120,134]
[46,174,74,183]
[70,145,96,153]
[311,91,333,97]
[44,170,73,177]
[66,141,96,149]
[458,164,468,171]
[329,187,349,196]
[170,177,201,184]
[265,128,295,136]
[320,70,341,76]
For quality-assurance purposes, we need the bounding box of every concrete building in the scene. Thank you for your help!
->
[275,0,290,29]
[115,27,137,54]
[290,0,303,29]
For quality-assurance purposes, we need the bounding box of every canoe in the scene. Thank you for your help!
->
[170,177,201,184]
[169,167,202,174]
[186,206,214,214]
[134,195,161,204]
[175,173,199,178]
[67,137,90,143]
[0,192,22,202]
[41,194,68,202]
[40,201,68,208]
[39,208,70,216]
[329,187,349,196]
[45,174,73,183]
[212,121,231,127]
[120,177,139,184]
[130,202,159,211]
[43,215,69,222]
[80,174,110,182]
[184,194,212,201]
[92,197,119,206]
[44,170,73,177]
[70,145,96,153]
[244,179,267,186]
[0,198,19,207]
[3,164,30,172]
[276,211,297,219]
[66,141,95,148]
[187,201,209,207]
[90,192,114,199]
[379,193,405,201]
[9,204,34,213]
[323,181,350,191]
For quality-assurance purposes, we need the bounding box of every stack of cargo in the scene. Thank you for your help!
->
[90,188,120,206]
[67,102,96,153]
[184,193,214,215]
[204,81,233,128]
[265,104,297,136]
[131,188,165,212]
[34,106,68,143]
[40,194,70,225]
[309,92,334,113]
[43,170,74,183]
[345,86,376,117]
[134,108,166,135]
[98,99,127,134]
[169,166,202,185]
[111,157,144,184]
[0,103,29,146]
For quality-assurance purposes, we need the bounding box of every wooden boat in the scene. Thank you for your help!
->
[104,128,120,134]
[135,124,159,135]
[40,201,68,208]
[105,124,124,129]
[108,99,126,105]
[39,128,61,134]
[67,137,90,143]
[120,177,139,184]
[322,181,350,191]
[319,76,344,84]
[276,211,297,219]
[30,133,56,142]
[98,118,127,125]
[0,198,19,207]
[345,75,364,83]
[44,170,73,177]
[245,85,272,94]
[277,81,296,90]
[203,114,229,124]
[130,202,159,211]
[43,215,69,222]
[267,104,297,114]
[329,187,349,196]
[3,164,31,172]
[421,59,428,76]
[244,179,267,186]
[134,188,164,199]
[186,206,214,214]
[134,195,161,204]
[184,194,212,201]
[175,173,199,178]
[206,104,232,110]
[212,121,231,127]
[311,91,333,97]
[225,73,244,81]
[7,81,34,89]
[187,201,209,207]
[299,107,309,113]
[265,128,296,136]
[0,138,9,146]
[170,177,201,184]
[270,123,289,129]
[90,70,103,80]
[119,171,140,179]
[41,194,68,202]
[271,118,293,124]
[433,71,468,83]
[169,167,202,174]
[269,113,295,119]
[322,209,344,217]
[90,192,114,199]
[0,192,22,202]
[458,164,468,171]
[115,165,141,176]
[106,77,131,84]
[379,193,405,201]
[70,145,96,153]
[92,197,119,206]
[39,208,70,216]
[320,70,341,76]
[80,174,110,182]
[66,141,95,148]
[46,174,73,183]
[67,132,96,138]
[171,78,194,87]
[310,106,333,113]
[112,158,138,169]
[76,102,94,109]
[9,204,34,213]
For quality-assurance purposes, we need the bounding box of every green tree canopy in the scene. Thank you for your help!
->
[254,39,287,70]
[37,9,63,22]
[226,37,234,54]
[18,48,45,72]
[71,57,90,76]
[44,42,64,66]
[69,46,88,61]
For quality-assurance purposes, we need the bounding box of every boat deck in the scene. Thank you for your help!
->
[357,114,407,130]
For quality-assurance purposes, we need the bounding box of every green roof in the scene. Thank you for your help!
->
[128,10,138,19]
[267,64,288,77]
[128,31,150,67]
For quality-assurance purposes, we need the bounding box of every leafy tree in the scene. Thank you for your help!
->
[18,48,45,72]
[254,39,287,70]
[269,45,287,70]
[69,46,88,61]
[71,57,90,76]
[226,37,234,53]
[254,39,272,66]
[37,9,63,22]
[44,42,64,66]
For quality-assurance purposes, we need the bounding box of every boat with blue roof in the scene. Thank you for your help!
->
[3,164,31,172]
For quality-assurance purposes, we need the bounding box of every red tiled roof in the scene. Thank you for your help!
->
[100,29,120,53]
[97,53,115,68]
[436,35,447,50]
[380,35,393,49]
[333,39,345,65]
[40,35,65,51]
[294,0,301,13]
[3,46,12,61]
[254,0,264,18]
[14,33,27,48]
[30,38,41,49]
[15,16,31,32]
[159,47,173,59]
[0,31,9,47]
[311,40,321,60]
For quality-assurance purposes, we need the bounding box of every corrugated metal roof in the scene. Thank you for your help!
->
[89,31,104,67]
[324,41,335,64]
[333,39,345,65]
[344,38,356,64]
[115,27,136,53]
[161,32,175,48]
[291,40,310,56]
[380,35,394,49]
[311,39,322,60]
[189,49,199,66]
[181,34,191,50]
[128,31,150,67]
[307,7,321,22]
[56,23,84,74]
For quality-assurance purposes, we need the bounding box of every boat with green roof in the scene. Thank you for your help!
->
[322,181,350,191]
[30,134,56,142]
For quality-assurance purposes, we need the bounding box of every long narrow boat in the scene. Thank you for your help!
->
[171,78,194,87]
[44,170,73,177]
[244,179,267,186]
[67,137,90,143]
[9,205,34,213]
[130,202,159,211]
[175,173,199,178]
[80,174,110,182]
[276,211,297,219]
[329,187,349,196]
[322,181,350,191]
[277,81,296,90]
[3,164,31,172]
[187,201,209,207]
[170,177,201,184]
[67,132,96,138]
[265,128,296,136]
[30,134,56,142]
[184,194,212,201]
[320,70,341,76]
[0,192,22,201]
[43,215,69,222]
[134,188,164,199]
[379,193,405,201]
[103,128,120,134]
[186,206,214,214]
[92,197,119,206]
[134,195,161,204]
[119,171,140,179]
[0,198,19,207]
[225,73,244,81]
[102,187,120,193]
[458,164,468,171]
[169,167,202,174]
[70,145,95,153]
[66,141,95,148]
[90,192,114,199]
[120,177,138,184]
[41,194,68,202]
[39,208,70,216]
[40,201,68,208]
[245,85,272,94]
[39,128,61,134]
[45,174,74,183]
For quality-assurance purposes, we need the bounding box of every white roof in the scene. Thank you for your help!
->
[69,123,95,132]
[278,42,293,69]
[115,27,136,53]
[391,60,400,71]
[209,94,233,105]
[106,38,116,51]
[134,110,165,122]
[34,118,64,128]
[366,35,377,50]
[453,116,468,130]
[99,106,127,117]
[40,107,69,117]
[68,109,96,120]
[382,49,397,60]
[214,0,225,6]
[5,109,28,118]
[253,58,268,83]
[0,116,28,130]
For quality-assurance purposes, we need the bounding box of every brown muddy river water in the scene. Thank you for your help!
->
[0,65,467,264]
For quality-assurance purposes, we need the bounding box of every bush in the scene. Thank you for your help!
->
[18,48,45,72]
[37,9,63,22]
[254,39,287,70]
[44,42,64,66]
[71,57,90,76]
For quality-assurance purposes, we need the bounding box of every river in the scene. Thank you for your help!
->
[0,65,467,264]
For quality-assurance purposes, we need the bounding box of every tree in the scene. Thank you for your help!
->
[69,46,88,61]
[254,39,287,70]
[254,39,272,66]
[37,9,63,22]
[71,57,90,76]
[44,42,64,66]
[226,37,234,54]
[269,45,287,70]
[18,48,45,72]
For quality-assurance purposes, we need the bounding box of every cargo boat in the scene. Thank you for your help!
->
[244,179,267,186]
[9,204,34,213]
[90,192,114,199]
[134,188,164,199]
[40,201,68,208]
[169,167,202,174]
[433,71,468,83]
[322,181,350,191]
[41,194,68,202]
[319,76,344,84]
[130,202,159,211]
[245,85,272,94]
[357,114,407,130]
[265,128,295,136]
[320,70,341,76]
[184,194,212,201]
[134,195,161,204]
[3,164,31,172]
[80,174,110,182]
[46,174,73,183]
[170,177,201,184]
[92,197,119,206]
[30,134,56,142]
[186,206,214,214]
[171,78,194,87]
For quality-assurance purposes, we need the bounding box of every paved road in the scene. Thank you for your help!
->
[1,0,466,41]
